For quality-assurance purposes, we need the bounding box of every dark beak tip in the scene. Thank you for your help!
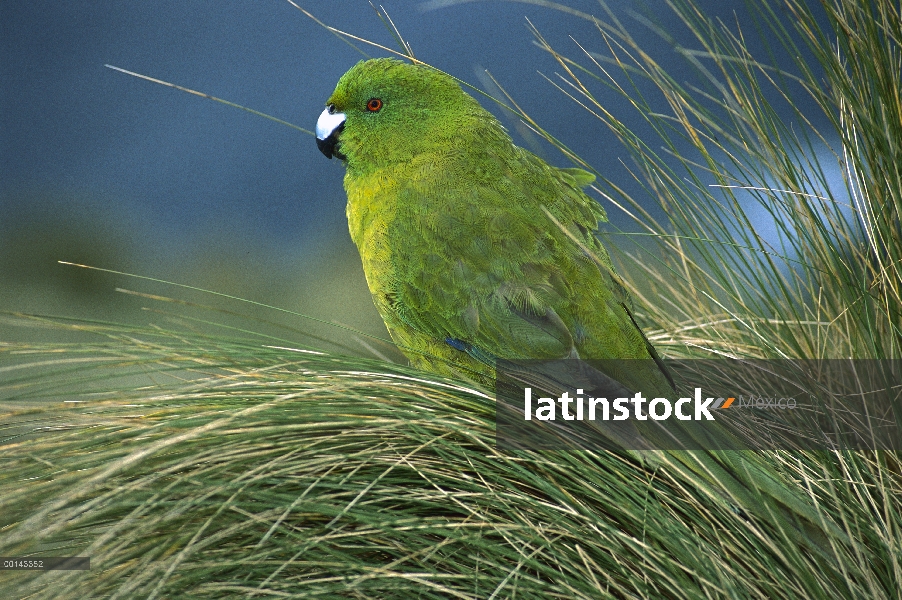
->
[316,136,335,159]
[315,122,345,160]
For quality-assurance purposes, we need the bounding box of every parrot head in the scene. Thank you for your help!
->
[316,58,497,172]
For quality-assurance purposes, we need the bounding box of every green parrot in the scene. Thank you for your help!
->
[315,58,842,552]
[315,58,668,391]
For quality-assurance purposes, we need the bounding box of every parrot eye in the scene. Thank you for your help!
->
[365,98,383,112]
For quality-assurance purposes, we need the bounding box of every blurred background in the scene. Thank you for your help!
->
[1,0,826,352]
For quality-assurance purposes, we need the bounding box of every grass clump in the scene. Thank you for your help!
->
[0,316,894,598]
[2,0,901,597]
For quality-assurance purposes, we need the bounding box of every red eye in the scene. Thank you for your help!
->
[366,98,383,112]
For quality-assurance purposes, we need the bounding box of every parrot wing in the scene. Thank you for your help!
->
[390,152,671,395]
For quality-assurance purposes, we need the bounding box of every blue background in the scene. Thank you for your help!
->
[1,1,823,349]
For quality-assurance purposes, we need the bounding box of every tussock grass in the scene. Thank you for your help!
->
[1,316,897,598]
[2,0,901,597]
[526,0,901,362]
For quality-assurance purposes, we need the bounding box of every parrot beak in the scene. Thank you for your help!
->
[316,105,346,160]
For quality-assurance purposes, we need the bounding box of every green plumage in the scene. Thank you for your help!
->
[319,58,844,553]
[325,58,666,393]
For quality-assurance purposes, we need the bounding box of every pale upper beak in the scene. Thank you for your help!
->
[316,104,346,160]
